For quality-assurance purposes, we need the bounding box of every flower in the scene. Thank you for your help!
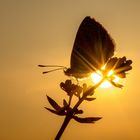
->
[102,56,132,88]
[60,80,82,96]
[105,56,132,78]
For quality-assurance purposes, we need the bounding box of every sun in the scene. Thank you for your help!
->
[91,72,112,88]
[91,70,119,88]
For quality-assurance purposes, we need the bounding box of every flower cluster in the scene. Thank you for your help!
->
[45,79,101,124]
[105,56,132,78]
[60,80,82,97]
[100,56,133,88]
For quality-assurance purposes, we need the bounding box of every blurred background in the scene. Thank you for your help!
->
[0,0,140,140]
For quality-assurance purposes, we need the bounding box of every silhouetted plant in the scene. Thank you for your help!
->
[39,16,133,139]
[40,56,132,139]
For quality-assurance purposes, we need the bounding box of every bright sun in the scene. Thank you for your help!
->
[91,70,119,88]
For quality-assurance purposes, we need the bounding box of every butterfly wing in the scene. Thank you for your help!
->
[65,16,115,78]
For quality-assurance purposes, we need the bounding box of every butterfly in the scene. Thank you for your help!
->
[64,16,115,78]
[39,16,115,78]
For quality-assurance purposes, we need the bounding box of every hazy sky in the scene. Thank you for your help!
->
[0,0,140,140]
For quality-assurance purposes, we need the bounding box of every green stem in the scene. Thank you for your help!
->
[55,77,105,140]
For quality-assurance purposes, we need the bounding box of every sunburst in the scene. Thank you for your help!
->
[91,70,120,88]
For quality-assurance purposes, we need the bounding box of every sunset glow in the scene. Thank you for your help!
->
[1,0,137,139]
[91,70,120,88]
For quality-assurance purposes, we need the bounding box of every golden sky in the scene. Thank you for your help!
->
[0,0,140,140]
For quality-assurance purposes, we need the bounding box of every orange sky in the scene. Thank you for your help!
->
[0,0,140,140]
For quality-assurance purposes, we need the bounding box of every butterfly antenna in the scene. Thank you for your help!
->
[38,65,66,68]
[42,67,65,74]
[38,65,67,74]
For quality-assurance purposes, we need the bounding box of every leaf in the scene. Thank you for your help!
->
[88,91,94,96]
[44,107,58,114]
[73,116,102,123]
[85,97,96,101]
[83,86,94,97]
[38,65,46,67]
[122,65,132,72]
[75,109,83,114]
[116,72,126,78]
[44,107,66,116]
[110,81,123,88]
[63,99,68,107]
[46,95,61,111]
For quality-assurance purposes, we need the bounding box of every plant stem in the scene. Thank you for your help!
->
[55,94,73,140]
[55,77,105,139]
[55,115,72,140]
[72,77,105,112]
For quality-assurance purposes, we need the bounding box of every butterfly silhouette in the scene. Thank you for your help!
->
[39,16,115,78]
[64,16,115,78]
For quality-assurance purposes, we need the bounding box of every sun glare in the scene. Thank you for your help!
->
[91,70,120,88]
[91,73,112,88]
